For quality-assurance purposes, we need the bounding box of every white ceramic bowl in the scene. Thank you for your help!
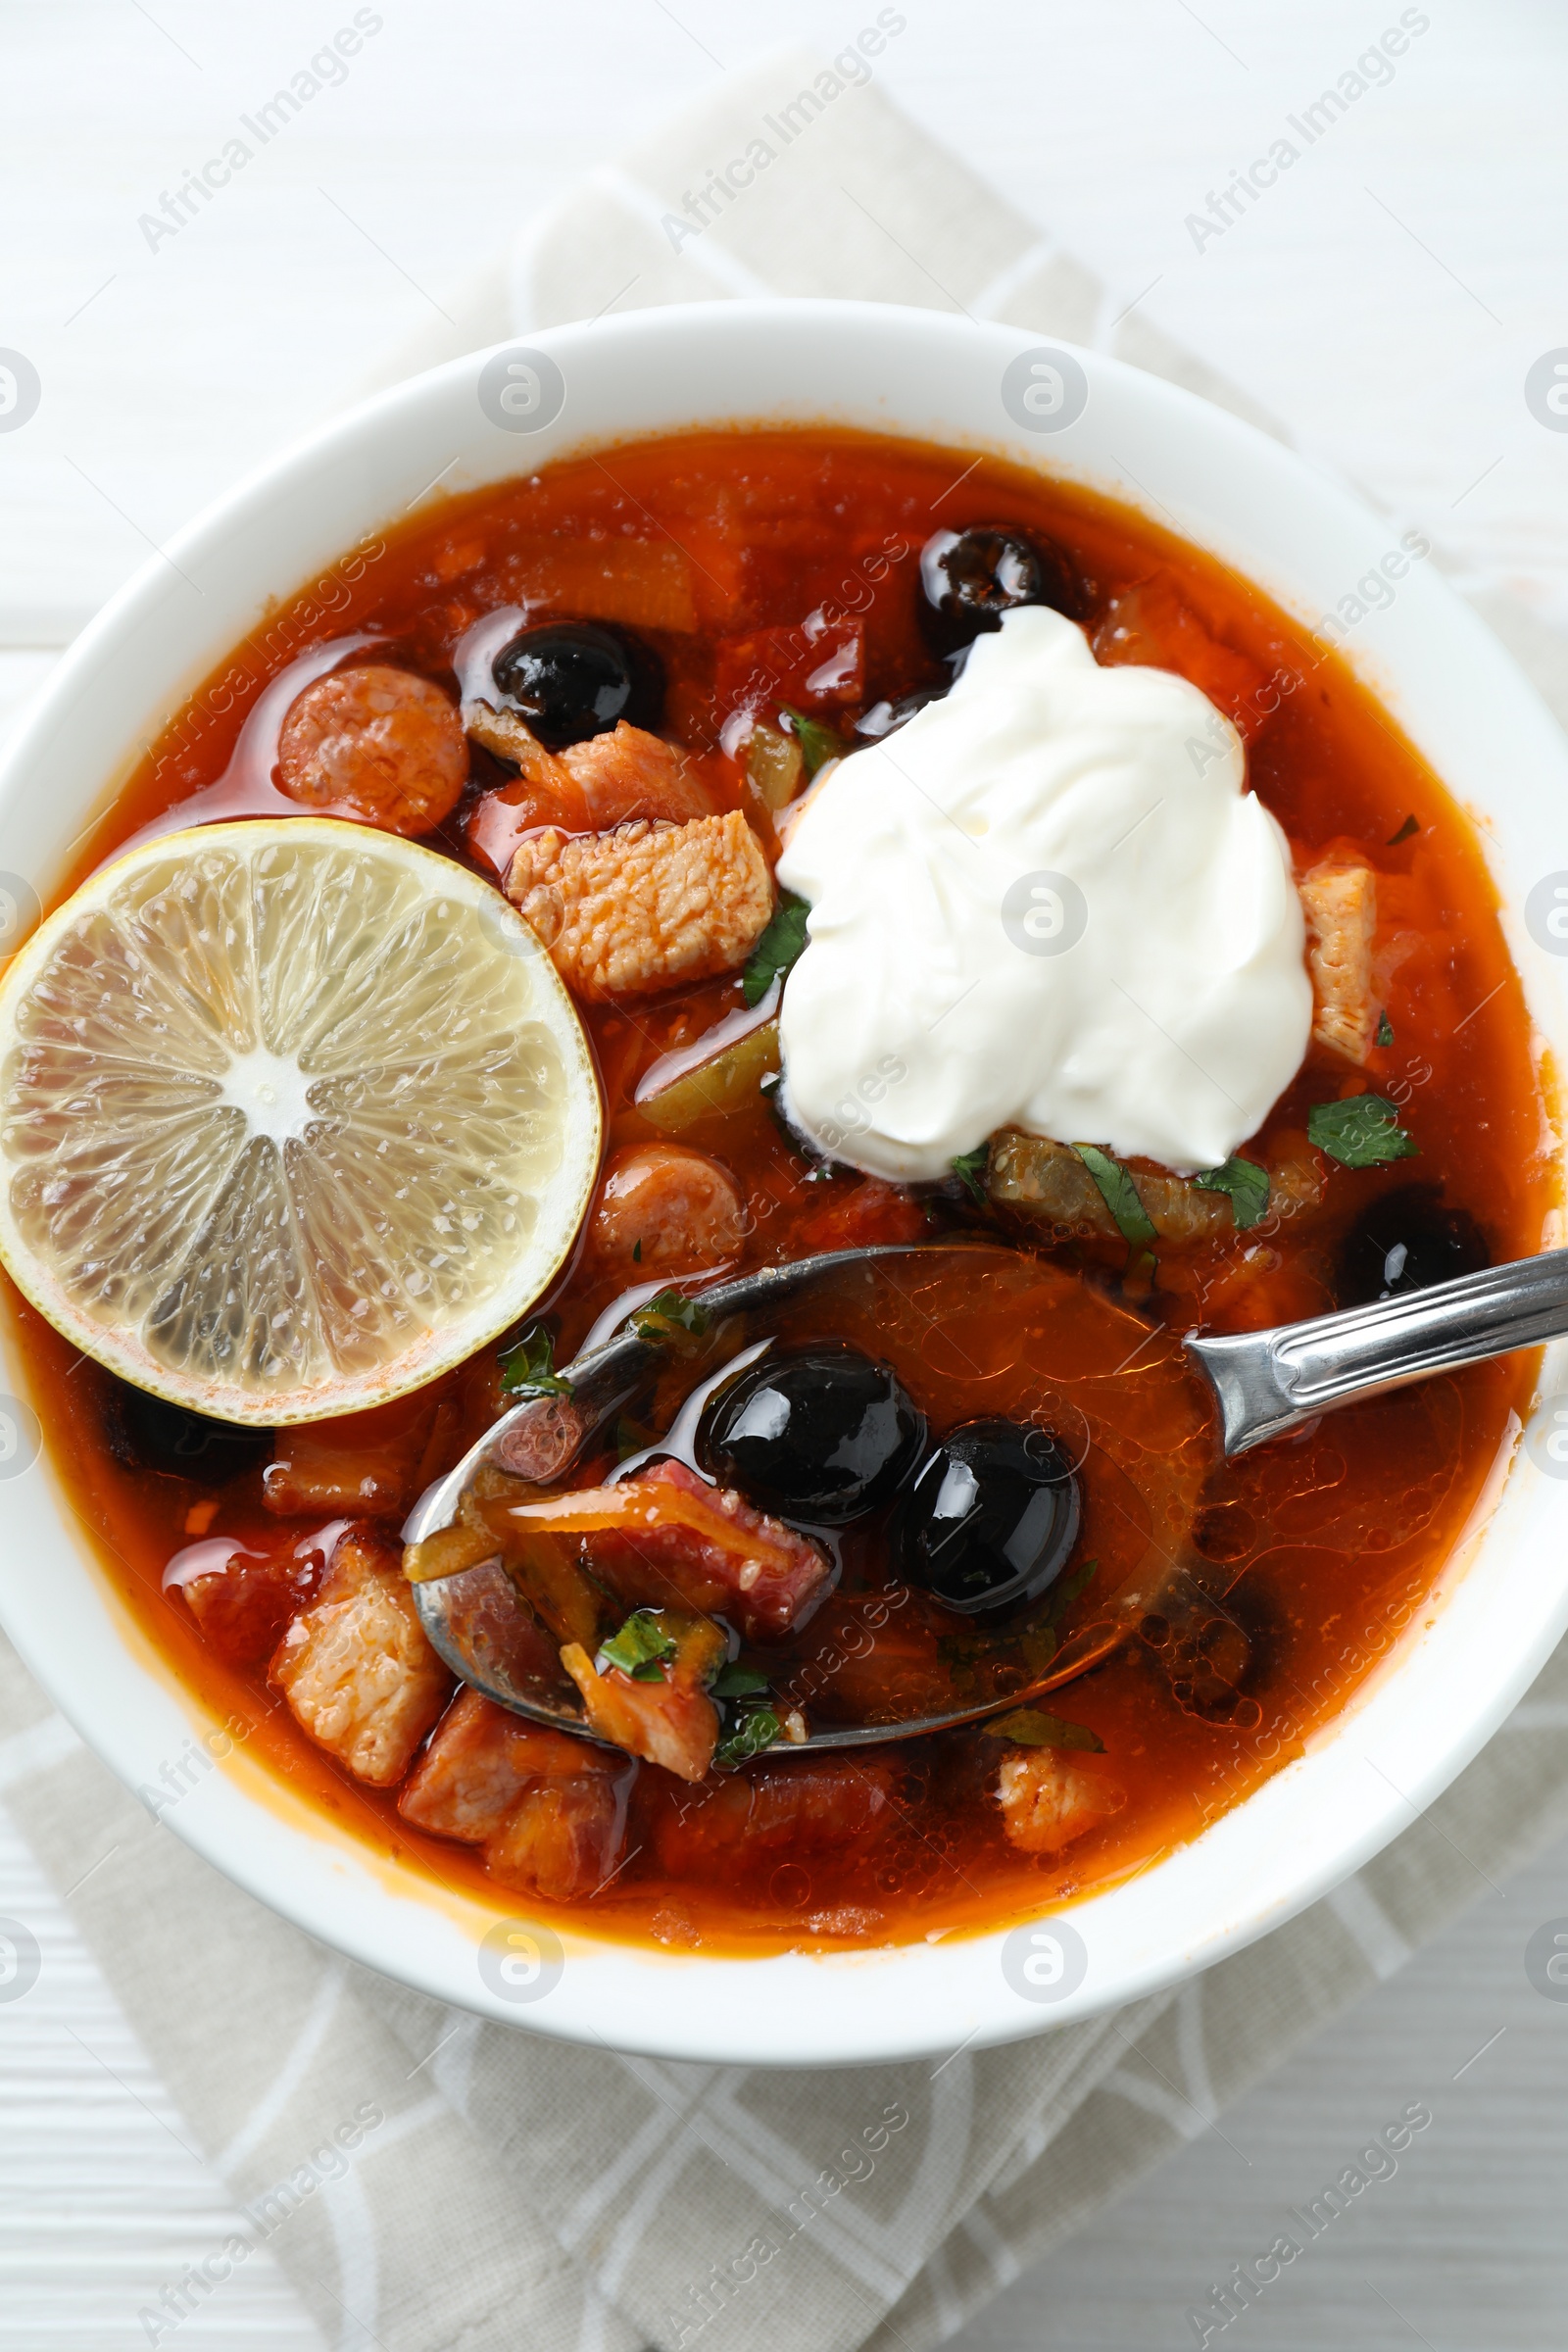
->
[4,301,1568,2067]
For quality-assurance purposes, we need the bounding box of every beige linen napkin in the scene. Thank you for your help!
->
[7,48,1568,2352]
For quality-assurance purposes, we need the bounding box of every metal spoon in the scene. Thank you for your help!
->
[405,1240,1568,1756]
[1184,1245,1568,1451]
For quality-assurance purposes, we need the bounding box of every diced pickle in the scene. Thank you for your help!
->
[746,721,805,810]
[1131,1170,1232,1247]
[986,1132,1117,1235]
[986,1130,1231,1246]
[640,1020,780,1133]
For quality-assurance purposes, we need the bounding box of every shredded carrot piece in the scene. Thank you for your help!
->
[507,1482,798,1575]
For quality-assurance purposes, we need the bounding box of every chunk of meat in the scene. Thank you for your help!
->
[264,1392,459,1519]
[270,1528,452,1785]
[399,1688,622,1839]
[511,1459,833,1643]
[167,1518,344,1667]
[994,1748,1123,1854]
[561,1611,726,1783]
[590,1143,746,1276]
[277,664,467,835]
[401,1554,570,1708]
[484,1778,629,1900]
[650,1758,895,1877]
[466,715,717,881]
[506,812,772,1001]
[400,1689,631,1899]
[561,724,716,826]
[1300,859,1378,1063]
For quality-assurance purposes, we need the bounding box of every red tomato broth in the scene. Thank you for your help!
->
[5,427,1554,1954]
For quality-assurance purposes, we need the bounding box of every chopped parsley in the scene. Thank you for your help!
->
[742,890,809,1007]
[632,1238,642,1263]
[714,1707,781,1767]
[1308,1094,1418,1169]
[951,1143,990,1207]
[1073,1144,1157,1247]
[711,1662,770,1699]
[1387,814,1420,847]
[498,1321,572,1399]
[778,705,843,777]
[1376,1010,1395,1048]
[632,1288,711,1340]
[983,1706,1103,1752]
[1192,1154,1270,1231]
[598,1612,676,1682]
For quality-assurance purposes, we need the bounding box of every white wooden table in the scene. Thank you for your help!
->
[3,3,1568,2343]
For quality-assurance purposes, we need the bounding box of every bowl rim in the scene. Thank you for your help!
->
[3,296,1567,2068]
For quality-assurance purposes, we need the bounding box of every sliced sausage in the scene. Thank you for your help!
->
[277,663,467,836]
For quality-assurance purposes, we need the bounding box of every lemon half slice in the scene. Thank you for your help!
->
[0,819,602,1423]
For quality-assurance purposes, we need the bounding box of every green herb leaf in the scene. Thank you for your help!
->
[714,1707,781,1767]
[779,706,843,778]
[498,1322,573,1399]
[598,1611,677,1682]
[951,1143,990,1207]
[1376,1010,1395,1048]
[1047,1556,1099,1629]
[1192,1154,1270,1231]
[1073,1144,1157,1247]
[983,1707,1104,1752]
[632,1238,642,1263]
[742,891,810,1007]
[1387,814,1419,847]
[1308,1094,1418,1169]
[711,1663,770,1699]
[1017,1623,1059,1676]
[631,1288,711,1339]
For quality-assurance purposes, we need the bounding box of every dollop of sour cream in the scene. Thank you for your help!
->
[775,605,1312,1183]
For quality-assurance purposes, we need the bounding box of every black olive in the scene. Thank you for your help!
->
[697,1343,925,1525]
[897,1419,1080,1616]
[489,621,663,749]
[1337,1184,1490,1306]
[103,1380,271,1484]
[918,526,1081,657]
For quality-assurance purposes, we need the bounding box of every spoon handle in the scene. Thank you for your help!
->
[1186,1247,1568,1455]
